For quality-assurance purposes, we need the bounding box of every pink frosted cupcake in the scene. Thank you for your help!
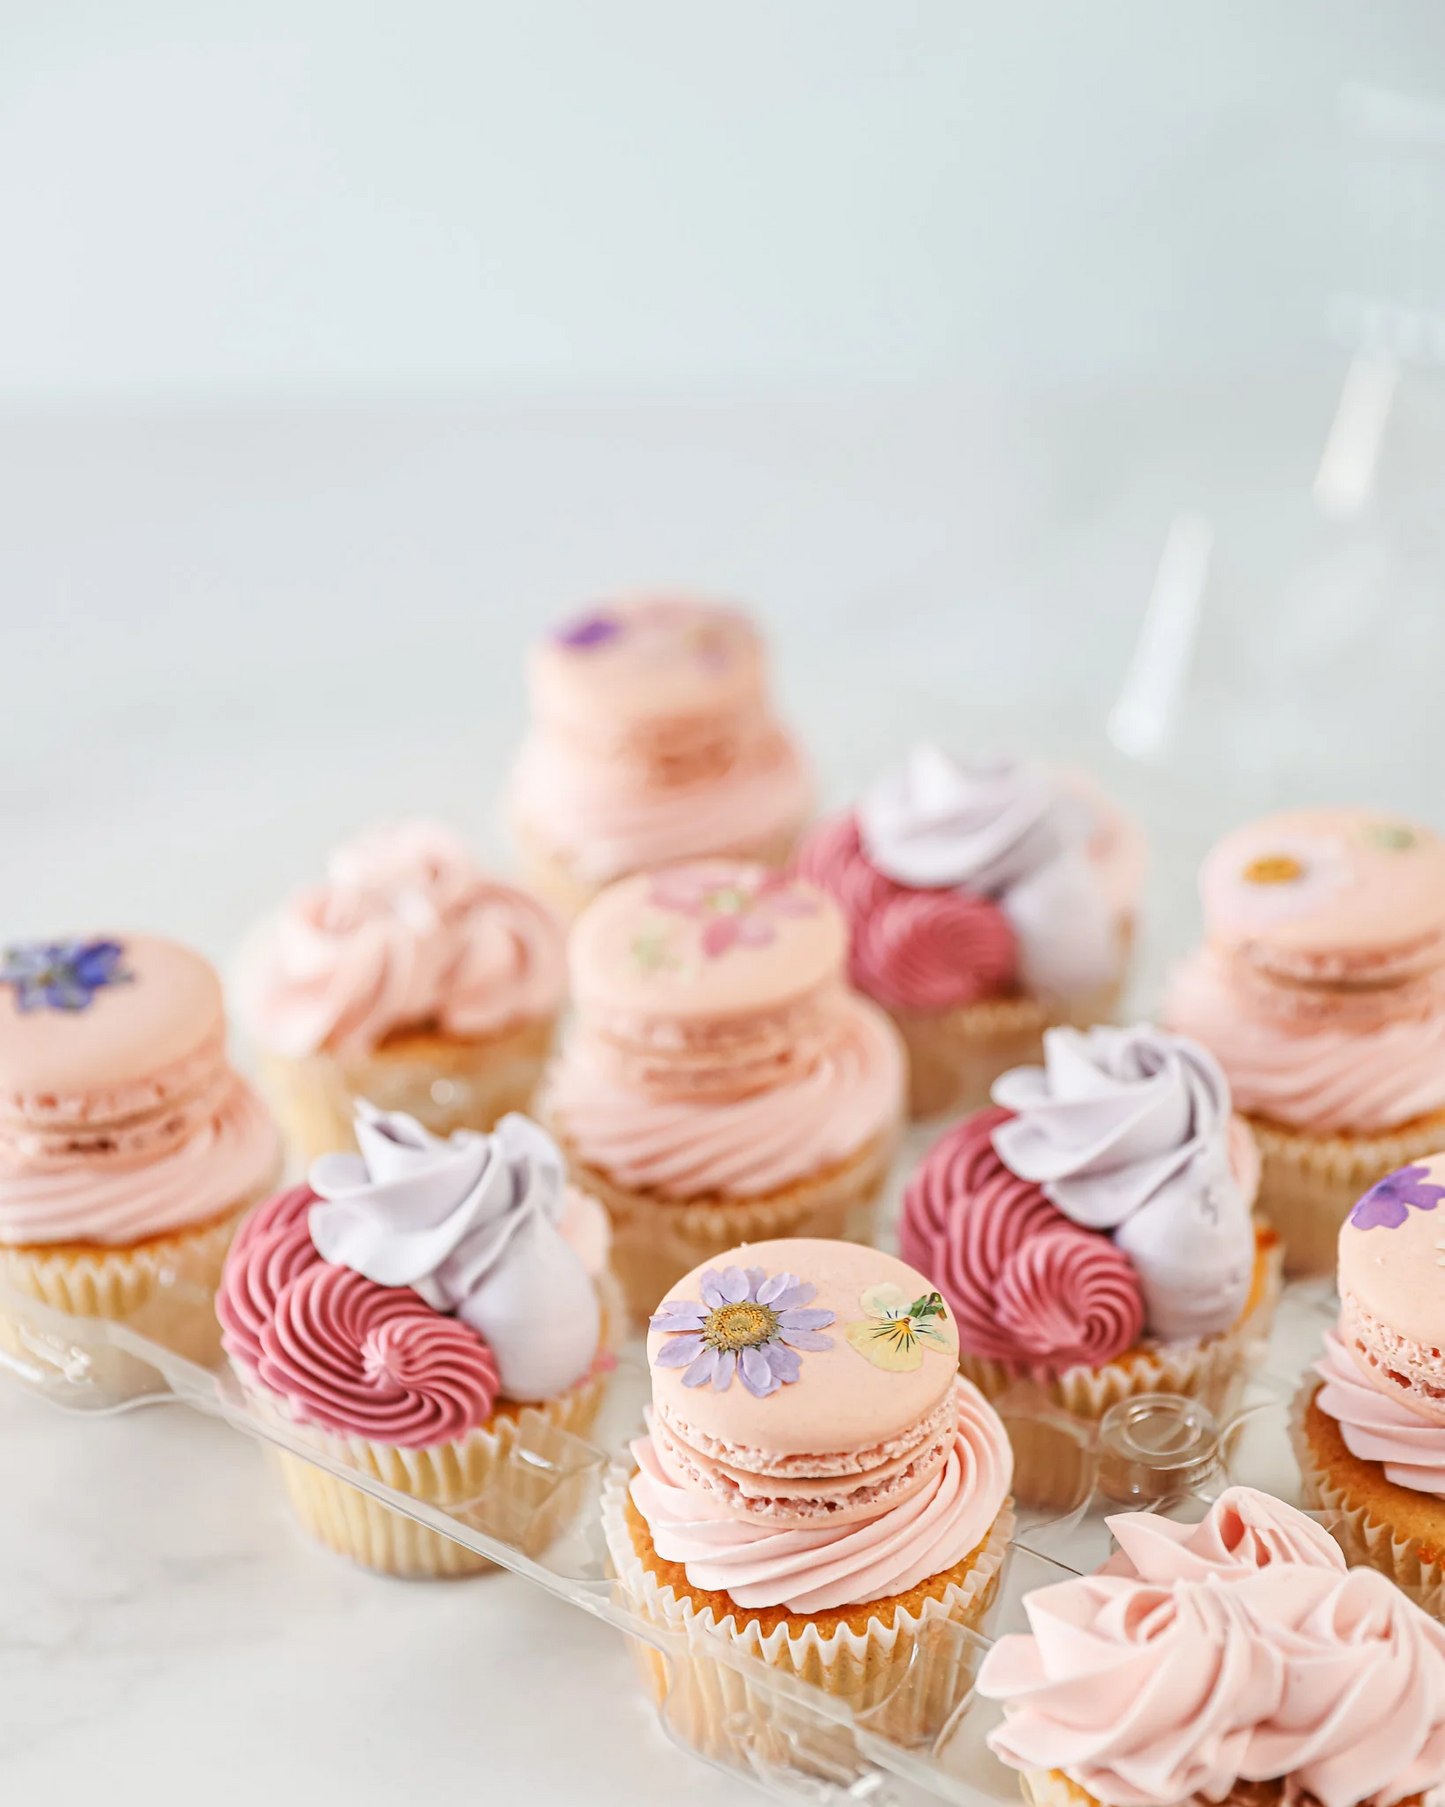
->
[1164,806,1445,1275]
[795,747,1144,1118]
[0,934,280,1365]
[218,1103,616,1576]
[237,820,565,1162]
[540,861,906,1319]
[899,1025,1278,1505]
[977,1485,1445,1807]
[507,596,813,915]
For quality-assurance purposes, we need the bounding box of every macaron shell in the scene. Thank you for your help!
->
[569,864,847,1021]
[646,1237,960,1459]
[1338,1151,1445,1353]
[1201,807,1445,959]
[0,934,224,1096]
[529,596,764,728]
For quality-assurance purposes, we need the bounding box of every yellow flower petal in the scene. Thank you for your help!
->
[859,1282,910,1320]
[845,1319,924,1371]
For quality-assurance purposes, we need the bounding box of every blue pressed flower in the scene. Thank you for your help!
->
[0,939,133,1013]
[554,610,622,650]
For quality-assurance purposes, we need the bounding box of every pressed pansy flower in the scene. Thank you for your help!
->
[845,1284,951,1373]
[1349,1164,1445,1232]
[0,939,133,1013]
[649,866,819,960]
[650,1264,836,1398]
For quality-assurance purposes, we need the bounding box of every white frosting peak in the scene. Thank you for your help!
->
[308,1105,602,1402]
[991,1025,1254,1341]
[857,747,1116,998]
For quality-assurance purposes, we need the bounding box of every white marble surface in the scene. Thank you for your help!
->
[2,375,1443,1804]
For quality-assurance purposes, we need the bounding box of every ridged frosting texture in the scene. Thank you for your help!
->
[307,1106,601,1402]
[854,748,1131,999]
[1101,1484,1346,1583]
[991,1025,1256,1340]
[793,811,1018,1010]
[978,1494,1445,1807]
[1314,1326,1445,1494]
[237,820,565,1059]
[628,1378,1011,1613]
[510,597,812,880]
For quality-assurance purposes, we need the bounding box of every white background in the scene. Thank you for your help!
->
[3,8,1445,1807]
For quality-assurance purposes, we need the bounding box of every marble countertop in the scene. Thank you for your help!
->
[2,373,1442,1805]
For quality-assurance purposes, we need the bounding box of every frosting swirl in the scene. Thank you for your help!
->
[992,1026,1255,1340]
[543,993,904,1198]
[238,821,565,1059]
[899,1106,1144,1370]
[1313,1327,1445,1495]
[254,1260,501,1447]
[216,1183,322,1370]
[979,1558,1445,1807]
[1102,1484,1346,1582]
[307,1106,601,1402]
[793,812,1017,1010]
[1165,945,1445,1133]
[628,1378,1011,1612]
[857,749,1120,999]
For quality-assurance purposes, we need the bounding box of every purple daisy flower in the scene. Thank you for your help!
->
[650,1265,836,1398]
[0,939,132,1013]
[1349,1163,1445,1231]
[554,609,622,651]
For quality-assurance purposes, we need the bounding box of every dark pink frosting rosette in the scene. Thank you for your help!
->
[216,1185,322,1371]
[900,1106,1144,1371]
[794,811,1016,1011]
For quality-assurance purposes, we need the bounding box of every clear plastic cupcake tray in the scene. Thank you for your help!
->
[0,1266,1345,1807]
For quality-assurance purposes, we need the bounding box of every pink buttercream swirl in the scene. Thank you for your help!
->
[628,1377,1012,1613]
[1165,945,1445,1134]
[978,1553,1445,1807]
[238,821,565,1059]
[217,1184,323,1371]
[247,1259,500,1448]
[794,812,1018,1011]
[899,1107,1143,1371]
[543,993,904,1198]
[1314,1326,1445,1494]
[0,1074,281,1246]
[1103,1485,1346,1582]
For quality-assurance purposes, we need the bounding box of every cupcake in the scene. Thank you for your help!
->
[0,934,281,1367]
[1294,1152,1445,1616]
[900,1024,1279,1507]
[539,861,906,1320]
[1164,806,1445,1275]
[217,1103,616,1577]
[603,1237,1015,1753]
[507,596,813,916]
[794,747,1144,1118]
[236,820,565,1163]
[977,1484,1445,1807]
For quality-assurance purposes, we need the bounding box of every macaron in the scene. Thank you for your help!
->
[1337,1152,1445,1423]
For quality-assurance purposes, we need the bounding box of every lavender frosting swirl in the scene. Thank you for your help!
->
[857,747,1118,999]
[992,1025,1255,1341]
[308,1105,599,1402]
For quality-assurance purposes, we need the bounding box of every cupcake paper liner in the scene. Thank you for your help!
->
[601,1466,1014,1760]
[0,1179,273,1370]
[256,1013,556,1165]
[889,977,1126,1123]
[1020,1770,1302,1807]
[1290,1377,1445,1619]
[555,1126,898,1324]
[959,1234,1284,1511]
[1250,1108,1445,1278]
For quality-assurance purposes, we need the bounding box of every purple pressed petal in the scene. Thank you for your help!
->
[654,1333,705,1368]
[698,1270,728,1308]
[775,1307,836,1330]
[650,1301,708,1331]
[756,1272,797,1306]
[711,1350,736,1391]
[682,1348,721,1388]
[769,1280,816,1310]
[778,1329,834,1352]
[763,1343,801,1384]
[738,1346,779,1397]
[718,1266,750,1303]
[743,1267,766,1299]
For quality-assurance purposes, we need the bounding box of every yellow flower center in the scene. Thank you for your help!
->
[1242,854,1304,886]
[703,1300,778,1352]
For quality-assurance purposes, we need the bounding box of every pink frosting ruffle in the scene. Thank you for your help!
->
[1314,1325,1445,1493]
[628,1377,1012,1613]
[899,1106,1144,1371]
[238,821,565,1059]
[794,811,1018,1011]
